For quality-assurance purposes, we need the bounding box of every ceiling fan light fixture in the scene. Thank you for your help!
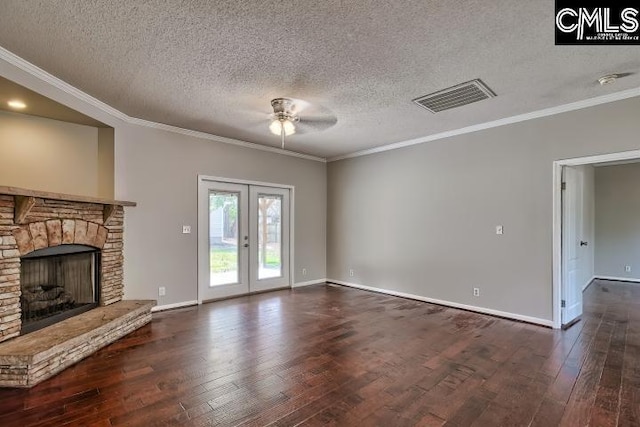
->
[269,118,296,136]
[598,74,619,86]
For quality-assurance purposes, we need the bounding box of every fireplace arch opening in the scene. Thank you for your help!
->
[20,244,101,335]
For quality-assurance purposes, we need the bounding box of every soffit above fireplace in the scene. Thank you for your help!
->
[0,76,109,128]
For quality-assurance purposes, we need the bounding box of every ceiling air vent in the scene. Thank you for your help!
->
[413,79,496,113]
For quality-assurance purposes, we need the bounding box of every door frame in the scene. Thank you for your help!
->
[197,175,295,304]
[552,149,640,329]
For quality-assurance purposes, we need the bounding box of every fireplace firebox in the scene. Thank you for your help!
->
[20,245,101,335]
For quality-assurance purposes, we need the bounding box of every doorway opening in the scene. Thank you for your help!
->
[197,176,293,302]
[553,149,640,329]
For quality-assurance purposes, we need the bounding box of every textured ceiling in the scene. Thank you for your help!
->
[0,1,639,158]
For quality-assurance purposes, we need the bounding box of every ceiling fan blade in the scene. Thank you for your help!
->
[242,110,273,128]
[290,98,333,117]
[295,116,338,134]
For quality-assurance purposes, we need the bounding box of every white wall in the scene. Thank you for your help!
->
[0,110,99,196]
[595,163,640,281]
[328,96,640,323]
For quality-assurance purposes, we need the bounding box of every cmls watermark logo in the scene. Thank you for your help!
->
[555,1,639,44]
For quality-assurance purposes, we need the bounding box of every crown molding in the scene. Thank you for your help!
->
[4,45,639,166]
[126,116,326,162]
[0,46,326,163]
[328,86,640,162]
[0,46,130,122]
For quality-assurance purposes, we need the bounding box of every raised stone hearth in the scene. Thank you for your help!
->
[0,300,155,387]
[0,186,154,387]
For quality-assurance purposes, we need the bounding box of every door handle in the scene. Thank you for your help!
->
[580,241,588,247]
[243,243,249,248]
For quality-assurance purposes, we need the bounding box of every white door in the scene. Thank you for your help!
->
[561,166,583,326]
[198,181,249,301]
[249,186,290,292]
[198,179,291,302]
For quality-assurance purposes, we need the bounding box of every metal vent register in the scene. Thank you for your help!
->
[413,79,496,113]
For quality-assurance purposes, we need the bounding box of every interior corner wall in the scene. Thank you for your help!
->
[595,163,640,281]
[327,96,640,323]
[0,110,99,196]
[114,123,327,306]
[97,127,115,199]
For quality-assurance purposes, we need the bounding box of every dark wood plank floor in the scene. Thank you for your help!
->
[0,280,638,426]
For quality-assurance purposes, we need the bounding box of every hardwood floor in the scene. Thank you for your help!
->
[0,280,638,426]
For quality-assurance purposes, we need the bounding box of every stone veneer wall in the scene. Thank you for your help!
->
[0,195,125,343]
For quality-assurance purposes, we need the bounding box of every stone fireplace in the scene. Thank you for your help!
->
[0,187,155,387]
[0,193,127,341]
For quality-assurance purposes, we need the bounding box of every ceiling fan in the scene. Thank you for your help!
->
[267,98,337,149]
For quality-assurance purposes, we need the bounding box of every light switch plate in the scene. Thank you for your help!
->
[496,225,503,235]
[182,225,191,234]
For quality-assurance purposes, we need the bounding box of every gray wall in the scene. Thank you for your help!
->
[115,123,327,306]
[595,163,640,281]
[327,96,640,322]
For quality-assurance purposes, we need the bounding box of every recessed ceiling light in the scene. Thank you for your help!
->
[7,99,27,109]
[598,74,618,86]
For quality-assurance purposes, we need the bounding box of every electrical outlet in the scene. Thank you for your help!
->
[302,268,307,276]
[496,225,503,235]
[349,269,354,277]
[473,287,480,297]
[625,265,632,273]
[182,225,191,234]
[159,286,166,296]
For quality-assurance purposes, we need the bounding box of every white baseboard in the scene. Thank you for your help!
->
[152,300,198,312]
[327,279,554,327]
[292,278,327,288]
[583,276,597,291]
[594,275,640,284]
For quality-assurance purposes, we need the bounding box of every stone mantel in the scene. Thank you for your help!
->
[0,186,136,226]
[0,186,136,207]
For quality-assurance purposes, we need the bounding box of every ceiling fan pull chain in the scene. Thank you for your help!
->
[281,124,285,149]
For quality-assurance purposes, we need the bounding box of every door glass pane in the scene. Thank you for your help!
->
[258,195,282,279]
[209,191,239,286]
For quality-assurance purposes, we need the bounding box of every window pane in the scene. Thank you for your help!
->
[258,195,282,279]
[209,192,239,286]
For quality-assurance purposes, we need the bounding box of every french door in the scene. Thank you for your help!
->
[198,179,290,302]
